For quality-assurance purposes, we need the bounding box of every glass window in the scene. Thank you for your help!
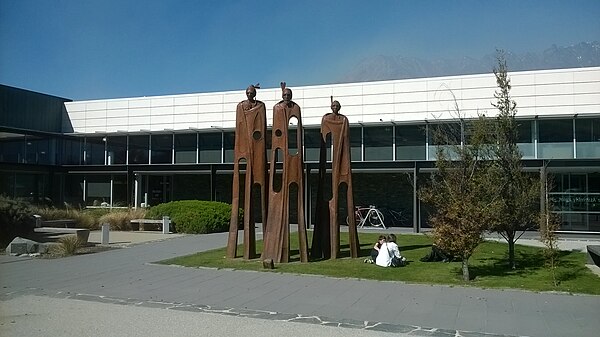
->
[174,133,197,164]
[112,175,128,207]
[395,125,426,160]
[428,122,461,160]
[25,136,51,165]
[364,126,393,161]
[199,132,222,163]
[151,134,172,164]
[538,119,573,159]
[517,120,534,158]
[223,131,234,163]
[85,136,105,165]
[576,118,600,158]
[0,136,25,163]
[85,175,111,206]
[350,127,362,161]
[128,135,149,164]
[304,128,330,162]
[61,137,83,165]
[106,136,127,165]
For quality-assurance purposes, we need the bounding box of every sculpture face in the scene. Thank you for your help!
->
[282,88,292,103]
[246,86,257,101]
[331,101,341,115]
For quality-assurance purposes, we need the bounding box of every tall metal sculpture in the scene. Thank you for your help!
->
[227,84,268,259]
[311,98,359,259]
[262,83,309,263]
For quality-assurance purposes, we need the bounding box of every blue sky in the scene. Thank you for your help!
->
[1,0,599,100]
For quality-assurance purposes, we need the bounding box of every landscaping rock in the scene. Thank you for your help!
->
[6,237,49,255]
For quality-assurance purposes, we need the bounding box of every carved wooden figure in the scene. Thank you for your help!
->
[226,84,268,259]
[261,83,309,263]
[311,98,359,259]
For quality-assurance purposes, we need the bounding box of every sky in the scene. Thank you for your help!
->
[1,0,599,100]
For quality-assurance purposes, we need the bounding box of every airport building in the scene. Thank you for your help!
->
[1,66,599,233]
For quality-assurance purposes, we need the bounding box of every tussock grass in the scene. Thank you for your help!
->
[50,235,84,256]
[98,209,147,230]
[159,232,600,295]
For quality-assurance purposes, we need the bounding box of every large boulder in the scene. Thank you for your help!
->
[5,237,49,255]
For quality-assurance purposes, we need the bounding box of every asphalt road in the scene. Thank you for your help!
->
[0,295,405,337]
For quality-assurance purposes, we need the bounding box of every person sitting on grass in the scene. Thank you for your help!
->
[364,235,386,264]
[375,234,407,267]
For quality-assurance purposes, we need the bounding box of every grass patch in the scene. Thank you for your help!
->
[158,232,600,295]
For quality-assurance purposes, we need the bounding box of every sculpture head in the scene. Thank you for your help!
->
[246,85,257,102]
[282,88,292,104]
[331,100,341,115]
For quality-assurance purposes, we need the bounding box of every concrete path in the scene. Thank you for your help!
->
[1,230,599,337]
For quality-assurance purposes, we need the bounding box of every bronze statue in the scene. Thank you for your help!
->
[261,83,309,263]
[311,98,359,259]
[227,84,268,259]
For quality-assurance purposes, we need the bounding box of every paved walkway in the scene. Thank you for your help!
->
[1,230,599,337]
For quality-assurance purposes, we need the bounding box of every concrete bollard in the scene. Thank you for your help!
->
[162,216,170,234]
[33,214,42,228]
[101,223,110,245]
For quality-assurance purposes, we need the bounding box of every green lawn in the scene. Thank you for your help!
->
[158,232,600,295]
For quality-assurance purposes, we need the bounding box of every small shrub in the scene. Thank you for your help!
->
[52,235,83,256]
[146,200,237,234]
[0,195,35,246]
[98,209,147,230]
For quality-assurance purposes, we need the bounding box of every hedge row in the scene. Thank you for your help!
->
[146,200,238,234]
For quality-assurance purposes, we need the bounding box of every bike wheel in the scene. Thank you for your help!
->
[368,210,384,227]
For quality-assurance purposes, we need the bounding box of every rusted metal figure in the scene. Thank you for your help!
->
[311,98,359,259]
[226,84,268,259]
[261,83,309,263]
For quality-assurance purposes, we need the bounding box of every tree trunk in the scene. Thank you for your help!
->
[462,258,470,281]
[507,231,516,269]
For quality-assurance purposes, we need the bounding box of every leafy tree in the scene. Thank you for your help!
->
[488,50,540,269]
[420,109,500,282]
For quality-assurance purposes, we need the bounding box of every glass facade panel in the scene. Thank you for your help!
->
[112,175,128,207]
[62,137,83,165]
[128,135,149,164]
[364,126,392,161]
[106,136,127,165]
[549,172,600,232]
[538,119,573,159]
[576,118,600,158]
[199,132,222,163]
[350,127,362,161]
[428,123,461,160]
[517,120,534,159]
[85,137,105,165]
[25,136,51,165]
[174,133,197,163]
[223,131,234,163]
[151,134,173,164]
[85,175,111,206]
[304,128,331,162]
[0,136,25,163]
[395,125,426,160]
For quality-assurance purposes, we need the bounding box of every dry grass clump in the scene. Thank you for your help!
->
[98,208,147,230]
[50,235,84,256]
[34,207,99,229]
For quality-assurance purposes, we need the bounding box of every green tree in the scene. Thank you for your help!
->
[420,108,500,282]
[488,50,540,269]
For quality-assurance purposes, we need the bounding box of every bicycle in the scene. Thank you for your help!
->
[346,205,386,229]
[380,208,409,227]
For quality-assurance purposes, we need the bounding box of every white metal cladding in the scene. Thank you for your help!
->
[64,67,600,134]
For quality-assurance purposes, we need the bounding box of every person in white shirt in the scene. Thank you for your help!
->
[375,234,406,267]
